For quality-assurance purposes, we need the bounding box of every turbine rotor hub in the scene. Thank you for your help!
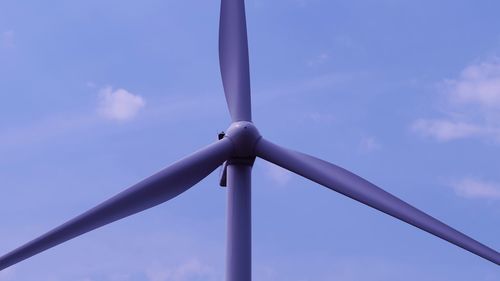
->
[224,121,261,158]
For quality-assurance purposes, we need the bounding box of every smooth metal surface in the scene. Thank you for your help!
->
[219,0,252,122]
[255,138,500,265]
[224,121,261,158]
[226,164,252,281]
[0,138,234,271]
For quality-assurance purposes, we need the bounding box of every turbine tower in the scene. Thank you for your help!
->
[1,0,499,280]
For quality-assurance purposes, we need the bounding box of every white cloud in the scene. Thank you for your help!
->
[446,60,500,108]
[413,58,500,142]
[307,52,330,67]
[359,136,380,152]
[146,259,214,281]
[1,30,15,48]
[411,119,490,142]
[294,0,308,7]
[0,267,15,281]
[264,161,293,187]
[109,273,132,281]
[98,86,145,121]
[300,112,336,124]
[0,92,217,151]
[450,178,500,200]
[0,114,96,148]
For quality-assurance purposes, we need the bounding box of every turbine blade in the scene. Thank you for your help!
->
[219,0,252,122]
[255,138,500,265]
[0,138,234,271]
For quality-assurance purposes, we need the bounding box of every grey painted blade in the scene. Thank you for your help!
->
[219,0,252,122]
[255,138,500,265]
[0,138,234,271]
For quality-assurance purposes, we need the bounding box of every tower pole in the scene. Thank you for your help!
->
[226,163,252,281]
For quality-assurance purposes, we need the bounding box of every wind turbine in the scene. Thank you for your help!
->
[1,0,499,279]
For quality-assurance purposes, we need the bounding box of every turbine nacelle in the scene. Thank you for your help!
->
[224,121,261,159]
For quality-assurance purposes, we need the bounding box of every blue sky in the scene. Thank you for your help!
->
[1,0,499,280]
